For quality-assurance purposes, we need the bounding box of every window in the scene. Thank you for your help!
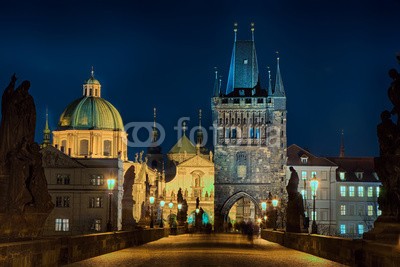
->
[339,172,345,180]
[368,187,373,197]
[349,186,355,197]
[340,224,346,234]
[301,156,308,164]
[368,205,374,216]
[340,205,346,215]
[355,172,363,180]
[89,197,103,208]
[358,186,364,197]
[249,128,254,138]
[93,219,102,231]
[301,190,306,200]
[55,218,69,231]
[358,224,364,235]
[377,209,382,216]
[231,128,237,139]
[255,128,260,139]
[340,186,346,197]
[236,152,247,178]
[311,171,317,178]
[376,186,380,197]
[56,174,70,185]
[243,59,248,64]
[103,140,111,156]
[55,196,70,208]
[301,171,307,180]
[90,174,104,186]
[79,139,89,156]
[311,211,317,220]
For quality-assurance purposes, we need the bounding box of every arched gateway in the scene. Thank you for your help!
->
[220,191,262,222]
[211,24,288,231]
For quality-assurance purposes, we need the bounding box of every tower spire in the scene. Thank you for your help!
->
[267,66,273,96]
[213,67,219,96]
[251,22,255,41]
[274,52,285,96]
[91,66,94,78]
[339,129,345,157]
[152,107,158,142]
[42,107,51,148]
[234,22,238,42]
[197,109,203,147]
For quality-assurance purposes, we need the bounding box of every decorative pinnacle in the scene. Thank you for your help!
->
[91,66,94,78]
[199,109,202,128]
[267,66,271,77]
[234,22,238,42]
[276,51,280,61]
[153,107,157,127]
[251,22,255,41]
[182,121,187,135]
[214,67,218,78]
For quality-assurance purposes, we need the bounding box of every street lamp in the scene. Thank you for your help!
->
[261,201,267,228]
[149,195,155,228]
[310,174,319,234]
[168,200,174,227]
[159,200,165,228]
[106,179,116,231]
[272,197,278,231]
[177,203,182,226]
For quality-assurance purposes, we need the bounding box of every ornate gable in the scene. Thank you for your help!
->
[178,155,214,168]
[40,146,84,168]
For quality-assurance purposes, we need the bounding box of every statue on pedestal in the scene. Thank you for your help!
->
[0,75,53,239]
[285,166,304,233]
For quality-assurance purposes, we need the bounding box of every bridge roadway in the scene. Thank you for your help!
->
[67,233,345,267]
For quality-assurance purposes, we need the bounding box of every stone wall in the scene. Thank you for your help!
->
[261,229,400,267]
[0,228,169,266]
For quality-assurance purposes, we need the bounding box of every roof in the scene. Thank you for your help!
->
[287,144,336,167]
[168,135,197,154]
[327,157,379,183]
[85,76,100,85]
[57,96,124,131]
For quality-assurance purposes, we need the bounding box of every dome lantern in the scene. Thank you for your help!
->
[83,67,101,97]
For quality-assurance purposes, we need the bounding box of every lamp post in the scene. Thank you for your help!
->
[159,200,165,228]
[302,174,309,229]
[177,203,182,226]
[272,197,278,231]
[168,200,174,227]
[261,201,267,229]
[149,195,155,228]
[310,174,319,234]
[106,179,116,232]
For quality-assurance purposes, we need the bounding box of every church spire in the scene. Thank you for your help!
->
[42,107,51,148]
[339,129,345,157]
[234,22,238,42]
[251,22,255,41]
[274,52,285,96]
[196,109,203,147]
[213,67,219,96]
[152,107,158,142]
[267,66,273,96]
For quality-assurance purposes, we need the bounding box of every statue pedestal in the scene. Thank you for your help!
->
[0,212,50,241]
[0,174,9,213]
[363,216,400,245]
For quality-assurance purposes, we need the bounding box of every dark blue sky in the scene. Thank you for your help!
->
[0,0,399,158]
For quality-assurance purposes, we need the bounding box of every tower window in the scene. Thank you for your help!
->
[243,59,248,64]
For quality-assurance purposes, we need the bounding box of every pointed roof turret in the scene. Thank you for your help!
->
[274,53,285,96]
[226,22,259,95]
[196,109,203,146]
[147,107,162,154]
[339,129,345,157]
[267,66,273,96]
[42,107,51,148]
[213,67,219,96]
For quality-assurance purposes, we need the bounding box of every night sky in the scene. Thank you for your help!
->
[0,0,399,159]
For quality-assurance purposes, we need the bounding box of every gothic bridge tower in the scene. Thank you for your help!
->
[211,23,287,231]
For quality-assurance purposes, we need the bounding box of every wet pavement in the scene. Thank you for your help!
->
[67,233,346,267]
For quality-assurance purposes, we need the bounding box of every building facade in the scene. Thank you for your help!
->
[212,24,287,231]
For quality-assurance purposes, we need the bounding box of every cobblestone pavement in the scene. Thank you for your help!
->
[67,234,346,267]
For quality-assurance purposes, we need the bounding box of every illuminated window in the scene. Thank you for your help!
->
[368,205,374,216]
[90,175,104,186]
[340,205,346,215]
[340,224,346,234]
[376,187,380,197]
[358,224,364,235]
[377,209,382,216]
[89,197,103,208]
[358,186,364,197]
[368,187,373,197]
[93,219,101,231]
[55,218,69,231]
[55,196,70,208]
[243,59,248,64]
[339,172,345,180]
[79,139,89,156]
[349,186,355,197]
[340,186,346,197]
[301,171,307,180]
[311,171,317,178]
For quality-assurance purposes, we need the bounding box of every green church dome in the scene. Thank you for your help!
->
[57,96,124,131]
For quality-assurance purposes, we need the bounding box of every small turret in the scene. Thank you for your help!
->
[42,107,51,148]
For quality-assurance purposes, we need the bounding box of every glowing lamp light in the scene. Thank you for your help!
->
[160,200,165,208]
[196,208,200,214]
[264,215,267,221]
[149,196,155,205]
[310,174,319,197]
[168,201,173,209]
[261,201,267,211]
[178,203,182,210]
[257,218,262,223]
[107,179,116,190]
[272,198,278,208]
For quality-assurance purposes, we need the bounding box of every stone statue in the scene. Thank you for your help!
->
[0,75,53,239]
[139,150,144,163]
[209,151,213,162]
[286,166,304,233]
[134,153,138,162]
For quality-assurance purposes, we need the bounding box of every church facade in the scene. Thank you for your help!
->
[212,24,288,230]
